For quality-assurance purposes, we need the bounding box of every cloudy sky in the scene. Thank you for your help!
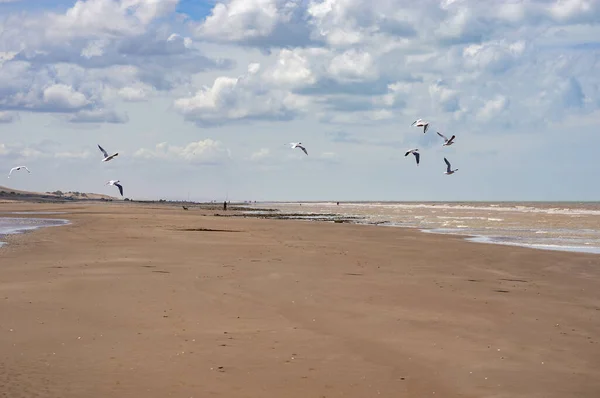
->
[1,0,599,201]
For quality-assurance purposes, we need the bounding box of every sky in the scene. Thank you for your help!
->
[1,0,600,202]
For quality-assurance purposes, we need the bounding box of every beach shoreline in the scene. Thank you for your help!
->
[1,201,599,397]
[246,201,600,255]
[0,215,70,247]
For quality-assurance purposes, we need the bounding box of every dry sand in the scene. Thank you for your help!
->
[1,202,599,398]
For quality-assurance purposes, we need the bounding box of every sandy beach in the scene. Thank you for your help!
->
[1,202,599,398]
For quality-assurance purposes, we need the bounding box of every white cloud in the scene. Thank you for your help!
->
[462,40,526,75]
[428,80,460,113]
[374,81,411,108]
[54,150,92,160]
[250,148,271,161]
[548,0,599,23]
[173,63,309,126]
[327,49,376,82]
[116,84,155,102]
[0,141,92,161]
[477,95,509,122]
[43,84,90,110]
[18,147,43,159]
[134,139,231,164]
[46,0,179,40]
[266,48,317,87]
[192,0,310,47]
[68,108,129,124]
[198,0,281,41]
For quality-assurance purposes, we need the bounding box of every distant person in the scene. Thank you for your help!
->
[223,201,227,211]
[337,202,340,205]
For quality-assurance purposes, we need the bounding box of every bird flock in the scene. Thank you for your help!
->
[97,144,124,196]
[6,145,126,197]
[6,119,457,198]
[405,118,459,175]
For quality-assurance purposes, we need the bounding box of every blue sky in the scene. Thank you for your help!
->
[176,0,215,20]
[1,0,600,201]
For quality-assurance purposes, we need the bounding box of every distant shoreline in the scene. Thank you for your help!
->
[2,199,600,255]
[258,200,600,204]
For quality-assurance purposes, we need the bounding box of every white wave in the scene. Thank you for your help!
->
[282,202,600,216]
[467,236,600,255]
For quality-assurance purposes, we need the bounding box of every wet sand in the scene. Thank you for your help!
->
[1,202,599,398]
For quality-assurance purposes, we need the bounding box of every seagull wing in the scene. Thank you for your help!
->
[423,124,429,133]
[437,132,447,140]
[23,166,31,173]
[447,135,456,144]
[299,145,308,155]
[414,152,420,165]
[8,167,17,177]
[98,144,109,158]
[411,120,417,126]
[114,182,124,197]
[444,157,451,172]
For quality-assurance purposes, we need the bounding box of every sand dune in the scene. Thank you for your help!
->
[0,185,115,202]
[1,201,599,397]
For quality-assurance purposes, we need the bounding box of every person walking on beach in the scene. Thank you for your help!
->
[223,201,227,211]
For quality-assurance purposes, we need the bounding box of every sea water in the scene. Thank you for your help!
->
[254,202,600,255]
[0,216,69,247]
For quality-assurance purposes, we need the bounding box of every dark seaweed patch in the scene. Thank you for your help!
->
[177,228,242,233]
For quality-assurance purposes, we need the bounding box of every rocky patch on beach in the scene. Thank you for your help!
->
[214,210,364,224]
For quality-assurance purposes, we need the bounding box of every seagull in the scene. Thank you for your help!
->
[411,119,430,134]
[444,158,458,175]
[105,180,124,196]
[437,132,456,146]
[8,166,31,178]
[290,142,308,155]
[404,149,420,165]
[98,144,119,162]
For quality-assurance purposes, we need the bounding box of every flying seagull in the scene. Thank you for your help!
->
[290,142,308,155]
[444,158,458,175]
[411,119,430,134]
[105,180,124,196]
[8,166,31,178]
[98,144,119,162]
[437,132,456,146]
[404,149,420,165]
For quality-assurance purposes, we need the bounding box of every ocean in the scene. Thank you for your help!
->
[0,214,69,247]
[253,202,600,255]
